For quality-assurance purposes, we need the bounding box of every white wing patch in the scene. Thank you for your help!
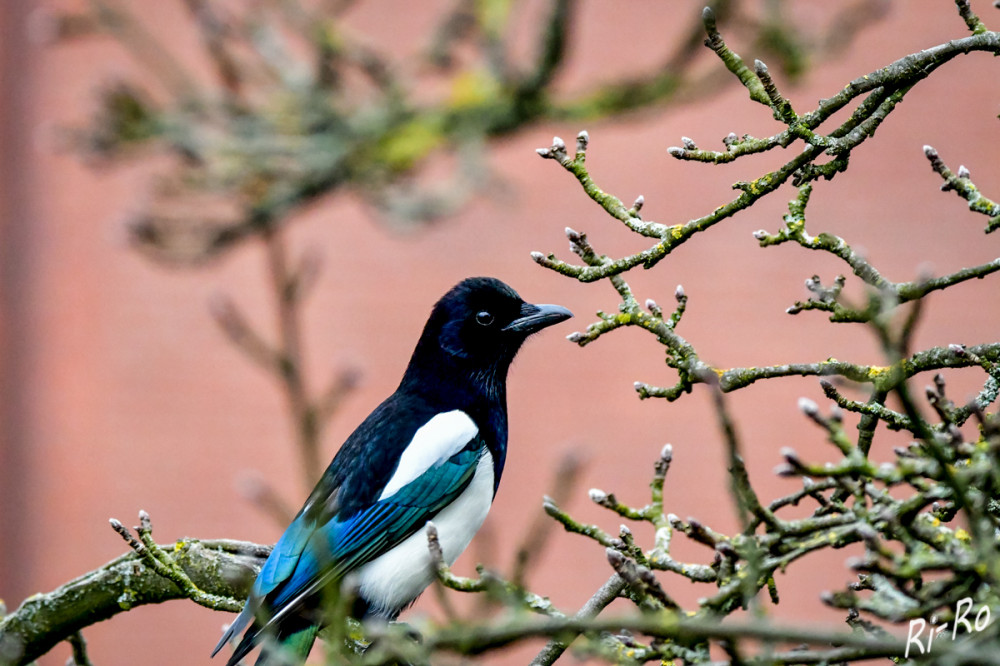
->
[357,449,495,618]
[378,409,479,501]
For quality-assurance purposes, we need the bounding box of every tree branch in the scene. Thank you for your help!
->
[0,539,265,665]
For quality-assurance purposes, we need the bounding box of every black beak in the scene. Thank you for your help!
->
[503,302,573,334]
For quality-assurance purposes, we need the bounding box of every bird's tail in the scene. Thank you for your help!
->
[253,625,319,666]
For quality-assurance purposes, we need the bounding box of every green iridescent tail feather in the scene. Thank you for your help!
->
[254,625,319,666]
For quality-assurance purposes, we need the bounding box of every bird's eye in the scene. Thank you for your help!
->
[475,311,494,326]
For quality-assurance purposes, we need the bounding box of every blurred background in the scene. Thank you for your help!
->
[1,1,998,664]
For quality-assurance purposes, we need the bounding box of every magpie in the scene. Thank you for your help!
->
[213,277,572,665]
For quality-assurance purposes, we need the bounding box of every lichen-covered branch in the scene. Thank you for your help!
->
[924,145,1000,233]
[0,535,265,665]
[520,3,1000,664]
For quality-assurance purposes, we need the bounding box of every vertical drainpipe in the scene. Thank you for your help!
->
[0,0,36,610]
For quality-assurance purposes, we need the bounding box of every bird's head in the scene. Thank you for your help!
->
[405,277,572,391]
[434,277,573,360]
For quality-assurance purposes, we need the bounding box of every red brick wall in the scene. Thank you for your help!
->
[3,2,999,664]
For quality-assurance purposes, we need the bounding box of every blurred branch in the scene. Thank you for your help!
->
[50,1,883,262]
[210,228,360,498]
[511,450,584,588]
[421,612,909,662]
[236,471,297,526]
[263,230,320,485]
[87,0,200,100]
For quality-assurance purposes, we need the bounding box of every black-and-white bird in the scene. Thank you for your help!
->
[213,276,572,665]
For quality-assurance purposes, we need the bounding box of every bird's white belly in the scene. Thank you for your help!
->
[356,449,494,618]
